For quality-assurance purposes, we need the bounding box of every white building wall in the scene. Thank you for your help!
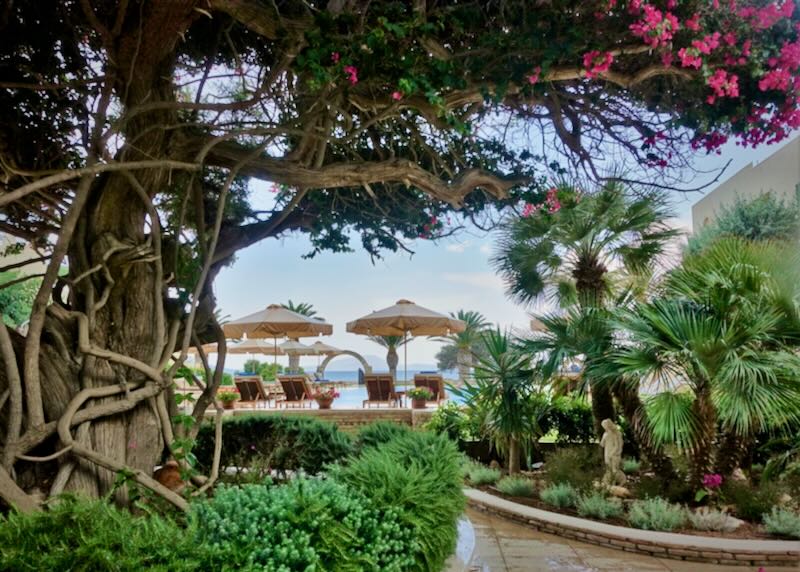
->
[691,137,800,231]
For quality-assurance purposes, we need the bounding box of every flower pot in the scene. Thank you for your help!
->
[222,401,236,410]
[316,398,334,410]
[411,398,427,409]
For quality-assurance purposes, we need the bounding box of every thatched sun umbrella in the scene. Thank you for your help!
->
[223,304,333,365]
[347,299,465,382]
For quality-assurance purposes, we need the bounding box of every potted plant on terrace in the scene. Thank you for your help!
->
[312,387,339,410]
[217,387,240,410]
[407,387,433,409]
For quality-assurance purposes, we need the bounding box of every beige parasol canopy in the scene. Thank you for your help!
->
[228,339,285,355]
[347,299,465,382]
[309,340,341,354]
[346,299,465,337]
[224,304,333,339]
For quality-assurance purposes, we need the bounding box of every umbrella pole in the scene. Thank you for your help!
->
[404,330,408,385]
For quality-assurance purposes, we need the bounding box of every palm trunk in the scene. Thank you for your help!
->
[613,384,676,479]
[714,430,749,477]
[690,386,716,490]
[456,348,472,383]
[507,437,520,474]
[590,382,616,440]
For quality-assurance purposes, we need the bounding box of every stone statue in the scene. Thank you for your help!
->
[600,419,626,486]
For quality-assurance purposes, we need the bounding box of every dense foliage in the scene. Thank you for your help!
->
[0,271,38,328]
[194,415,353,481]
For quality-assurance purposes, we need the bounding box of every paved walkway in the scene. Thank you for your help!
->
[466,509,797,572]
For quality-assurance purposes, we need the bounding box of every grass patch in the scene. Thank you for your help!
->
[467,464,502,486]
[539,483,578,508]
[575,492,623,519]
[496,476,536,497]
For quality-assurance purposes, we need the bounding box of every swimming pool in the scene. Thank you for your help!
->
[324,384,461,408]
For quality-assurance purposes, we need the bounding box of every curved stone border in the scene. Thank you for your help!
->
[465,488,799,567]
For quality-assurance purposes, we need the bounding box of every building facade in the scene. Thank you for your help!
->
[691,136,800,231]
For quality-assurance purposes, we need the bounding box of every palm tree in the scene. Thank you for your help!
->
[368,335,410,379]
[493,183,676,437]
[282,300,317,317]
[436,310,490,382]
[455,329,548,473]
[614,238,800,489]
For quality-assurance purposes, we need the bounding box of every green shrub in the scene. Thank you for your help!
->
[496,476,536,497]
[354,421,411,451]
[546,397,595,444]
[724,480,782,522]
[466,464,502,486]
[763,507,800,539]
[0,496,199,571]
[628,498,687,531]
[192,479,414,571]
[194,415,352,481]
[539,483,578,508]
[689,508,739,532]
[331,431,465,572]
[576,492,623,519]
[622,458,641,474]
[426,402,476,441]
[634,474,693,503]
[544,447,602,490]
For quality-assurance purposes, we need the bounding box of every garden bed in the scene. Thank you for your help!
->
[466,489,800,567]
[479,484,774,540]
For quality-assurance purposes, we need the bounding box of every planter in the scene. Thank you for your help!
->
[411,398,427,409]
[316,398,334,410]
[222,401,236,410]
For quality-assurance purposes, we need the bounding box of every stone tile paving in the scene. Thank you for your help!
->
[466,509,798,572]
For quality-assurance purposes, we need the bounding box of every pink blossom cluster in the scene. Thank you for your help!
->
[527,66,542,85]
[738,0,794,30]
[583,51,614,79]
[343,65,358,85]
[706,69,739,103]
[691,131,728,154]
[629,5,679,48]
[702,473,723,489]
[521,187,561,217]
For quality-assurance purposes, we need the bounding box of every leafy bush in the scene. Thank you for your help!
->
[426,402,479,441]
[466,464,502,486]
[544,447,602,490]
[539,483,578,508]
[634,474,693,503]
[496,476,536,497]
[192,479,414,571]
[622,458,641,474]
[354,421,411,452]
[628,498,687,531]
[723,480,782,522]
[194,415,353,481]
[576,492,623,519]
[763,508,800,539]
[0,496,200,571]
[331,431,466,572]
[546,397,595,444]
[689,508,739,532]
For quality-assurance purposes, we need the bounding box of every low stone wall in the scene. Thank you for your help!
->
[229,407,434,432]
[466,489,799,568]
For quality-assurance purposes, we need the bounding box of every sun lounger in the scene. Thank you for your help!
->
[363,374,402,408]
[234,375,273,409]
[413,373,447,405]
[277,375,314,408]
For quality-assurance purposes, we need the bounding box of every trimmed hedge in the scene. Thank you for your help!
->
[194,415,353,479]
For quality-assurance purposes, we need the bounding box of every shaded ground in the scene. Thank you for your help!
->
[466,509,795,572]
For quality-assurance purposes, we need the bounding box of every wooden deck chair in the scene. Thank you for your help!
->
[277,375,314,408]
[363,374,401,408]
[413,374,447,405]
[234,375,272,409]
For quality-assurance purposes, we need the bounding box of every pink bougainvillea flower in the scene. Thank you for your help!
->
[343,65,358,85]
[583,50,614,79]
[391,91,403,100]
[702,473,723,489]
[527,66,542,85]
[331,52,340,63]
[678,47,703,69]
[685,12,702,31]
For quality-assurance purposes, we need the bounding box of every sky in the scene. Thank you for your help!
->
[214,134,799,372]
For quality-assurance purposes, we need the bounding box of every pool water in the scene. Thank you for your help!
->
[326,384,461,408]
